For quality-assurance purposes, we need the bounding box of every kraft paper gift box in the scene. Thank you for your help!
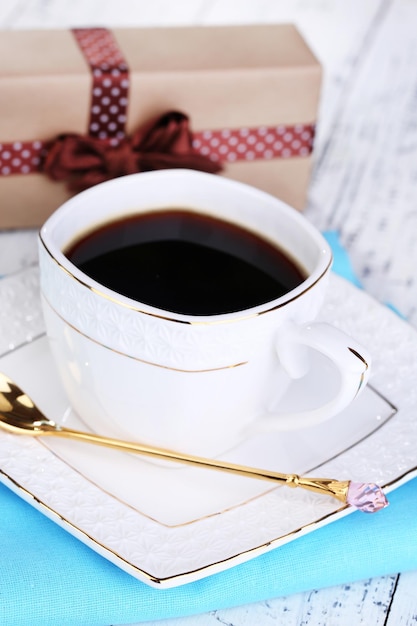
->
[0,24,321,229]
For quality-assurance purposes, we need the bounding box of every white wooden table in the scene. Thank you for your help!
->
[1,1,416,624]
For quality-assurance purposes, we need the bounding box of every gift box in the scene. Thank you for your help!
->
[0,24,321,229]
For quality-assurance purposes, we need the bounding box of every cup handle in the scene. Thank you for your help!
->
[248,322,371,434]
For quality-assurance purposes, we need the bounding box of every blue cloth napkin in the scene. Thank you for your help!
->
[1,231,416,626]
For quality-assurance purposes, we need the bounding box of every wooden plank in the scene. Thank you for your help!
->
[133,576,398,625]
[385,571,417,625]
[306,0,417,327]
[1,0,214,28]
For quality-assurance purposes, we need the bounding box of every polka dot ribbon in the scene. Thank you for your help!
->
[192,124,314,164]
[72,28,129,141]
[0,123,315,178]
[0,28,315,179]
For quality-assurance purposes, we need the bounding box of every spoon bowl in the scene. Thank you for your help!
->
[0,376,58,433]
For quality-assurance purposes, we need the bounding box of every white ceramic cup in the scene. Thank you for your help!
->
[38,169,370,458]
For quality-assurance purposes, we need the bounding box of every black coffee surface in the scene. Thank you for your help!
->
[65,210,307,315]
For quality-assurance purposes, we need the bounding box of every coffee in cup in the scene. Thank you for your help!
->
[64,209,307,315]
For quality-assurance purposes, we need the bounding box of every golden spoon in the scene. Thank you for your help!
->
[0,372,388,513]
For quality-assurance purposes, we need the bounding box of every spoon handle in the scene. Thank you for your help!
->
[42,425,387,511]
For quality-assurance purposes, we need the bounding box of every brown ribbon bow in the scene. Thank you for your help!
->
[43,111,222,192]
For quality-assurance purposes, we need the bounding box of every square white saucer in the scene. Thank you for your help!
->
[0,269,416,587]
